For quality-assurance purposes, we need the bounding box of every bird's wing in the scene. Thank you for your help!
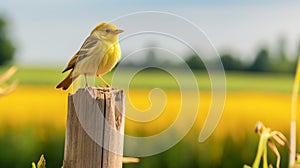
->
[62,35,99,73]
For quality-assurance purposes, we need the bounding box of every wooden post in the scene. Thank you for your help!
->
[63,87,125,168]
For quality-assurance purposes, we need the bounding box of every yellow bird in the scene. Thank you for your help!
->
[56,22,123,90]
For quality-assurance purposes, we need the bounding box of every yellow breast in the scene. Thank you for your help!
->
[97,43,121,75]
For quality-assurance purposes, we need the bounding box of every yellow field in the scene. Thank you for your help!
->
[0,86,296,142]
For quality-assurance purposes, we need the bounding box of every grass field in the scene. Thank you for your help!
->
[0,66,298,167]
[0,66,295,91]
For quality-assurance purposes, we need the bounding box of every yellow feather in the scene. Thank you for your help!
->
[91,22,108,34]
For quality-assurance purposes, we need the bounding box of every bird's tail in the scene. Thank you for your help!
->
[56,71,78,90]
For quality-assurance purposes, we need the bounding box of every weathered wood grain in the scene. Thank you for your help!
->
[63,87,125,168]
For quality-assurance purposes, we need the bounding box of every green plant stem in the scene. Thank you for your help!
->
[289,54,300,167]
[253,132,270,168]
[263,146,268,168]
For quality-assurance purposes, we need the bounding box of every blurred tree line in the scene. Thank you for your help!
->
[185,38,299,73]
[122,41,299,73]
[0,16,15,66]
[124,39,300,74]
[185,48,297,73]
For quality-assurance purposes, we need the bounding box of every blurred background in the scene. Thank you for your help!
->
[1,0,300,167]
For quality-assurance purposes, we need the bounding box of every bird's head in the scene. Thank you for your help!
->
[91,22,124,42]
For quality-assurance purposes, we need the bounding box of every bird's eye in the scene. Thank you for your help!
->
[105,29,111,33]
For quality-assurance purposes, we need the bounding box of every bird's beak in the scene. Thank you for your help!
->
[114,29,124,34]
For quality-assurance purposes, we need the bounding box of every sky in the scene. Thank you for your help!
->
[0,0,300,66]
